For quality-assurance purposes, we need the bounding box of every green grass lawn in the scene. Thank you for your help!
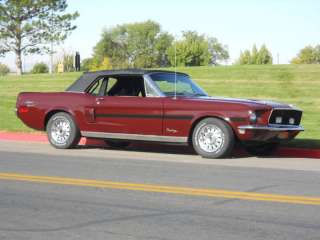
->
[0,64,319,147]
[0,72,81,132]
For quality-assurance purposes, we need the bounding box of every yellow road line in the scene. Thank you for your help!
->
[0,172,319,205]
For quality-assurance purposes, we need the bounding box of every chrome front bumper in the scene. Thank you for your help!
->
[238,124,304,132]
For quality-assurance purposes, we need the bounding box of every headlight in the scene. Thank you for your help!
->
[248,111,257,123]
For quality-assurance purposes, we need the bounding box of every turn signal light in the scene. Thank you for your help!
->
[18,106,29,113]
[278,132,289,139]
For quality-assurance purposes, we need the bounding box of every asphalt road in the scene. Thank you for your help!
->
[0,140,320,240]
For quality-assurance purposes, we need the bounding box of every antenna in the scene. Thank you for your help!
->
[49,8,53,74]
[174,36,177,100]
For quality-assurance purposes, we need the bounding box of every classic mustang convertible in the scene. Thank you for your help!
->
[16,69,304,158]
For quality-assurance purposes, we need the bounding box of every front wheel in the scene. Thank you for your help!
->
[47,112,81,149]
[192,118,235,158]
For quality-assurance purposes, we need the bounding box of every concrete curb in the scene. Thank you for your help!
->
[0,132,319,159]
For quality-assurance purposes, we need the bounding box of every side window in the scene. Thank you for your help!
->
[145,80,159,97]
[106,77,145,97]
[106,78,118,95]
[88,78,104,96]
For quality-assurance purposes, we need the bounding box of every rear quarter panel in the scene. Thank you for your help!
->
[16,92,89,131]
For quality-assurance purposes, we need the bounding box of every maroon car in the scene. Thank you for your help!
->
[16,69,303,158]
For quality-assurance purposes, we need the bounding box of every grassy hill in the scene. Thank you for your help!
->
[0,64,319,147]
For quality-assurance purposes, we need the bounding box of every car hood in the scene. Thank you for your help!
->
[195,96,294,109]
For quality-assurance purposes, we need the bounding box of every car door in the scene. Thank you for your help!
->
[86,76,163,135]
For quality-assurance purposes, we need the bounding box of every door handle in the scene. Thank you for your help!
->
[95,97,104,104]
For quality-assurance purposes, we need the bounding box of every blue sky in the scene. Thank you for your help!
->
[2,0,320,70]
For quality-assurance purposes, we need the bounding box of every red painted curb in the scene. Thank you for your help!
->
[0,132,47,142]
[276,147,320,159]
[0,132,90,145]
[0,132,319,159]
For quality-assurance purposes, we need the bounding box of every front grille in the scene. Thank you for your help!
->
[269,109,302,126]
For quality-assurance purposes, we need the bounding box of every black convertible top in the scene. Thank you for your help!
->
[65,69,188,92]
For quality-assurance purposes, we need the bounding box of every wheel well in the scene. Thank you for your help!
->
[188,116,237,144]
[44,110,71,130]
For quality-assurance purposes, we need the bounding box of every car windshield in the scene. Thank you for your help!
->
[150,73,208,97]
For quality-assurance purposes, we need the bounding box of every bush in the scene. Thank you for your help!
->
[0,63,10,76]
[31,63,49,74]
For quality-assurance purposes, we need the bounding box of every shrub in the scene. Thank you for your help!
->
[31,63,49,74]
[0,63,10,76]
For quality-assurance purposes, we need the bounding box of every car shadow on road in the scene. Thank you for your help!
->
[76,141,252,158]
[75,139,320,159]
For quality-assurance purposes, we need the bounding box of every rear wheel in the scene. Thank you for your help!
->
[192,118,235,158]
[47,112,80,149]
[105,140,131,149]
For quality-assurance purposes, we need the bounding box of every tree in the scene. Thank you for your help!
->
[313,45,320,63]
[167,31,211,67]
[93,20,173,69]
[256,44,272,64]
[80,56,113,71]
[250,44,258,64]
[0,0,79,75]
[237,44,272,65]
[53,50,75,73]
[238,50,251,65]
[167,32,229,67]
[81,58,92,72]
[94,25,129,68]
[89,57,112,71]
[61,53,74,72]
[154,32,173,67]
[208,37,229,65]
[291,45,320,64]
[126,21,162,68]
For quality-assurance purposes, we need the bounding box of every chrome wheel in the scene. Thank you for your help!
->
[192,118,234,158]
[196,124,225,153]
[50,117,71,145]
